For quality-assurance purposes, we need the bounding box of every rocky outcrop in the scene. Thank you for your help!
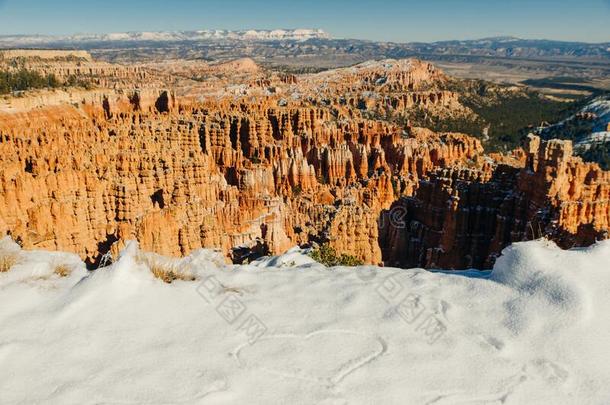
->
[0,49,93,61]
[380,135,610,269]
[0,93,481,266]
[0,88,174,115]
[1,56,608,269]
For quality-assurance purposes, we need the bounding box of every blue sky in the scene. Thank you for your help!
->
[0,0,608,42]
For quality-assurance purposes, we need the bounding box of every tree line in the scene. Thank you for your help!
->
[0,69,61,94]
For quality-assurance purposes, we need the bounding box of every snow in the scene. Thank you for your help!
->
[583,98,610,127]
[548,96,610,134]
[1,237,610,404]
[576,131,610,150]
[539,96,610,152]
[0,29,330,47]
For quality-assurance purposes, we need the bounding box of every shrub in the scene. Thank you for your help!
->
[53,264,71,277]
[309,243,364,267]
[64,75,93,90]
[580,141,610,170]
[0,253,17,273]
[0,69,61,94]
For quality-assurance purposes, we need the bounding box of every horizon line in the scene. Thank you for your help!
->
[0,28,608,45]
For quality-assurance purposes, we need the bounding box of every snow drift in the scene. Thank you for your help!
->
[1,237,609,404]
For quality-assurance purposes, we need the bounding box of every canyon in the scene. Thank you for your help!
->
[0,51,608,269]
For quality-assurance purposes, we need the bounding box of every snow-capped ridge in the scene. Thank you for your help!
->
[0,28,330,46]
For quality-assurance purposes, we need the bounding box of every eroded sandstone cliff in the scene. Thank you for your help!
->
[0,55,607,268]
[379,135,609,269]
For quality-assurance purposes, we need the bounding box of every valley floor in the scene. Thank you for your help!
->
[1,238,609,404]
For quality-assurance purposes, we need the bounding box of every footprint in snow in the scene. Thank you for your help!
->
[528,358,570,384]
[477,335,505,351]
[233,329,386,387]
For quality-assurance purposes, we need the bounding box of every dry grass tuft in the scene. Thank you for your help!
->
[136,253,195,284]
[53,264,71,277]
[0,253,18,273]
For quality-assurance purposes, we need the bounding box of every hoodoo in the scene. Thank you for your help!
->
[0,54,608,268]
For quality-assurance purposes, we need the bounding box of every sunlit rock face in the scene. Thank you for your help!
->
[380,135,610,269]
[0,54,608,268]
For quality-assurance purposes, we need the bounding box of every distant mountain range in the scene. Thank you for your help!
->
[0,29,330,46]
[405,36,610,60]
[1,30,608,64]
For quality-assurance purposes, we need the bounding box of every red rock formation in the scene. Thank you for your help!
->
[0,92,482,266]
[0,55,607,269]
[380,135,609,269]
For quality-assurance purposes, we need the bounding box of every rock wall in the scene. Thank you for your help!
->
[1,56,608,269]
[0,95,480,266]
[0,49,93,61]
[380,135,610,269]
